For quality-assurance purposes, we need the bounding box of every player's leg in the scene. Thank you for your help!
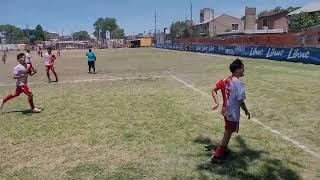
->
[0,87,22,109]
[213,130,233,158]
[51,67,58,82]
[88,61,92,73]
[92,61,96,74]
[212,117,238,160]
[46,66,51,82]
[21,85,41,113]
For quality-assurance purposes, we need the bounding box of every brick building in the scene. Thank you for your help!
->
[257,10,289,31]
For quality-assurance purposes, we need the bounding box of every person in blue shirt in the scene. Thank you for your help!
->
[86,49,96,74]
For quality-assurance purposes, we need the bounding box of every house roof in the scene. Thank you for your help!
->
[215,14,242,21]
[193,13,242,26]
[288,1,320,15]
[193,18,214,26]
[259,10,288,18]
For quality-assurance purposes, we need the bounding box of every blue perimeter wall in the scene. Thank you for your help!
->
[154,44,320,65]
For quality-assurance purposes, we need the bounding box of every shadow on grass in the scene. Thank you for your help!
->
[2,109,34,115]
[194,136,301,180]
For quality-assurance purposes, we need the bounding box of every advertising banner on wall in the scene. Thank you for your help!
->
[154,43,320,65]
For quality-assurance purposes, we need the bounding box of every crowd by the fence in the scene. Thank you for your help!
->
[154,43,320,65]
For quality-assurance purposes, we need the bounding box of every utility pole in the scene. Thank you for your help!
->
[154,10,157,37]
[189,0,193,23]
[98,28,100,41]
[25,24,30,38]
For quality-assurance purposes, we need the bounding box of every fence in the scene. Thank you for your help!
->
[154,43,320,65]
[176,30,320,48]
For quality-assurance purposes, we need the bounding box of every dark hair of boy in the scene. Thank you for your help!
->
[17,53,25,60]
[229,59,244,73]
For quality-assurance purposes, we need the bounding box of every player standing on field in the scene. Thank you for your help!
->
[210,59,250,163]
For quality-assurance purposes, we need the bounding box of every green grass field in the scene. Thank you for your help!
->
[0,48,319,179]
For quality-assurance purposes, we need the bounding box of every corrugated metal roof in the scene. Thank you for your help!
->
[192,14,242,26]
[288,1,320,15]
[193,18,214,26]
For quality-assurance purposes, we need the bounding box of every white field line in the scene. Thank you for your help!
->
[153,48,234,60]
[0,75,172,87]
[170,75,320,160]
[66,53,163,58]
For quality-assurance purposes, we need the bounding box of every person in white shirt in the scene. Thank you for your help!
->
[25,49,35,72]
[0,53,41,113]
[43,47,58,82]
[210,59,250,162]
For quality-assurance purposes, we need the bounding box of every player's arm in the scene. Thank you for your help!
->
[29,70,37,76]
[240,101,250,119]
[13,74,25,79]
[211,87,219,110]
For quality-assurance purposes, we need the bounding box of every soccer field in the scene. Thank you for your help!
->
[0,48,319,179]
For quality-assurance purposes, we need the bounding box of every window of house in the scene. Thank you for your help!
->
[232,24,239,31]
[263,19,268,27]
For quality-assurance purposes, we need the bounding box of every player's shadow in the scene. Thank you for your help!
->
[194,136,301,180]
[2,109,34,115]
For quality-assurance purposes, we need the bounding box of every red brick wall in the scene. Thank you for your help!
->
[273,17,288,30]
[176,29,320,47]
[257,12,288,30]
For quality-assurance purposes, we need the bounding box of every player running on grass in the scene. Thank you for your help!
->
[57,48,61,58]
[43,47,58,82]
[1,50,7,64]
[26,49,35,72]
[0,53,42,113]
[210,59,250,163]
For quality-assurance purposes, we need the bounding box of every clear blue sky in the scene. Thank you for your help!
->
[0,0,310,36]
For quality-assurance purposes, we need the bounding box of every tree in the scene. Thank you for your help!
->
[35,24,46,41]
[112,28,125,39]
[259,6,300,17]
[170,21,189,38]
[72,31,91,41]
[273,6,283,12]
[289,12,320,32]
[93,17,119,40]
[0,24,27,43]
[258,6,284,17]
[287,6,300,12]
[93,18,104,39]
[23,29,37,43]
[170,21,203,38]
